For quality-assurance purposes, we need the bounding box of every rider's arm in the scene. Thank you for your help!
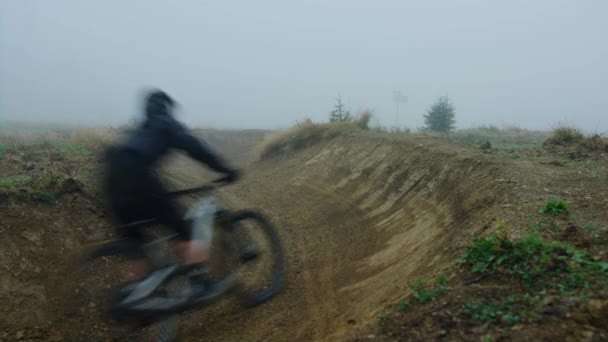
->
[166,118,234,174]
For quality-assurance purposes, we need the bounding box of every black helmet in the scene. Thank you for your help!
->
[144,89,176,118]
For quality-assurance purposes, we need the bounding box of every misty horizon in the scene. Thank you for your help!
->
[1,1,607,133]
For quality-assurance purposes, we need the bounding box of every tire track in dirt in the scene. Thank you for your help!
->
[165,156,373,341]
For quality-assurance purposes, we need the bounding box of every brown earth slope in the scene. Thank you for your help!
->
[1,131,607,341]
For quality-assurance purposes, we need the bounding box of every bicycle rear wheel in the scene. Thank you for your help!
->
[217,210,285,306]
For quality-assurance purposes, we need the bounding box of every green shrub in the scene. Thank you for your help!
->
[398,300,410,311]
[460,233,608,291]
[408,274,449,304]
[544,126,584,147]
[463,296,522,325]
[538,200,569,216]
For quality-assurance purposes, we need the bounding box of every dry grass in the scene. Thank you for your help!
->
[257,113,372,159]
[1,127,122,158]
[543,124,608,153]
[581,134,608,151]
[65,128,121,149]
[543,125,585,147]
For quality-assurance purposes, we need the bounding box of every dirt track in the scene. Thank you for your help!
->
[2,131,607,341]
[164,133,512,341]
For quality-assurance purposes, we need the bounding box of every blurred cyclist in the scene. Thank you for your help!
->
[103,89,239,296]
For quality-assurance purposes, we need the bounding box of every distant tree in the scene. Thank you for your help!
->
[329,94,352,123]
[423,96,456,134]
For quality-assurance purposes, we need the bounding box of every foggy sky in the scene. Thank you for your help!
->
[1,1,607,132]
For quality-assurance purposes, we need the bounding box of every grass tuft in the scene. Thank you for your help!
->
[257,113,372,159]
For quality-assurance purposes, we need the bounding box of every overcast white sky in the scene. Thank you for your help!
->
[1,1,607,132]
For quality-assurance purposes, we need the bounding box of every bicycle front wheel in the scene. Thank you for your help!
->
[219,210,285,306]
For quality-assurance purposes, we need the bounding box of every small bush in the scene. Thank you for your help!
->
[538,200,569,216]
[581,134,608,152]
[463,296,522,325]
[355,110,372,130]
[408,274,449,304]
[544,126,584,147]
[460,233,608,291]
[398,300,410,311]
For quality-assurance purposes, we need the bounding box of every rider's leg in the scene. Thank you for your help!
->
[124,258,151,281]
[105,148,153,283]
[153,191,211,267]
[108,209,152,282]
[156,200,220,295]
[122,231,151,281]
[175,239,210,265]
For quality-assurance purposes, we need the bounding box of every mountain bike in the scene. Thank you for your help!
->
[79,179,285,340]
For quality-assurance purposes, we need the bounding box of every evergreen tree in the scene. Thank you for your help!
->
[329,94,352,122]
[423,96,456,134]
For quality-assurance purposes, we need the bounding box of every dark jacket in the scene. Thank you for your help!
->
[119,114,232,174]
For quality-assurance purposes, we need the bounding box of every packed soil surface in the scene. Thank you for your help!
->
[1,130,607,341]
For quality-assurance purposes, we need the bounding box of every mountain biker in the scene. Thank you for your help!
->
[103,89,239,298]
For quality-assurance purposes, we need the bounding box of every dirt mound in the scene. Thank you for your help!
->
[180,133,518,341]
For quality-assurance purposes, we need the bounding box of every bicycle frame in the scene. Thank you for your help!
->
[120,193,224,307]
